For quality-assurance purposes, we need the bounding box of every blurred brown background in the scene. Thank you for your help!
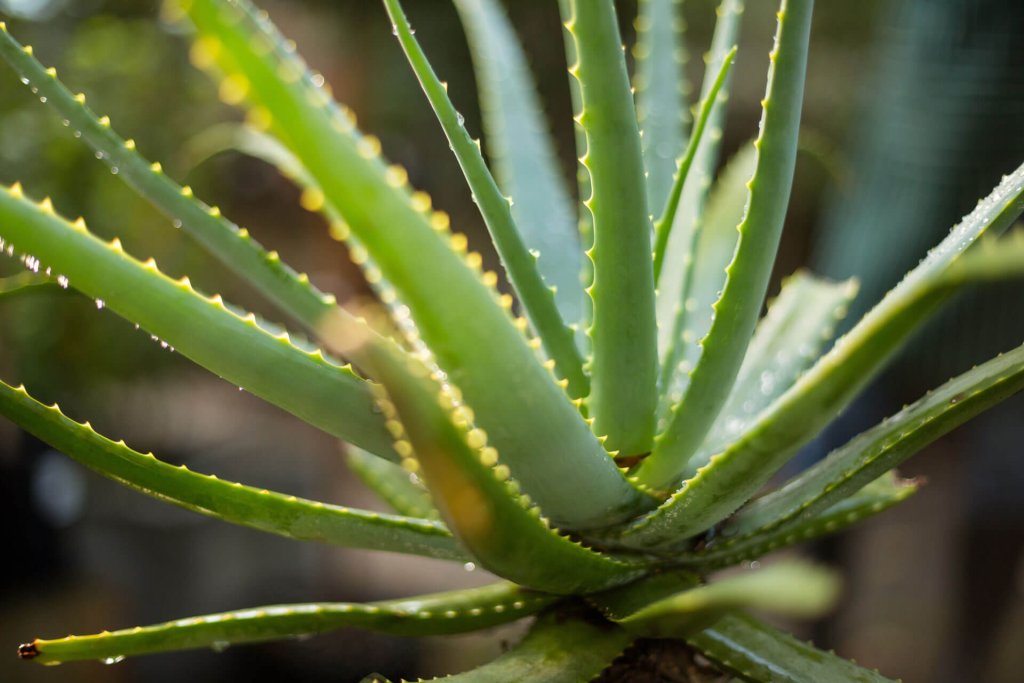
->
[0,1,1021,681]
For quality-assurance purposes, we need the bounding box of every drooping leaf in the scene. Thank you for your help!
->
[0,184,396,457]
[0,380,464,561]
[384,0,587,399]
[688,613,898,683]
[18,583,554,665]
[179,0,646,529]
[638,0,815,492]
[561,0,658,457]
[452,0,584,331]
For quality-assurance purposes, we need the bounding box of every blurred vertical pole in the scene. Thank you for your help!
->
[811,1,1024,680]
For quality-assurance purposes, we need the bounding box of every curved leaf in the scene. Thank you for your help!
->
[18,583,554,665]
[0,184,396,456]
[347,445,441,521]
[0,380,464,561]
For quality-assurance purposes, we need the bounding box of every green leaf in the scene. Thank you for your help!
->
[452,0,584,331]
[436,609,633,683]
[384,0,587,399]
[179,0,646,529]
[688,613,897,682]
[347,445,441,521]
[638,0,815,491]
[635,0,692,214]
[679,474,917,571]
[0,380,465,561]
[0,183,397,457]
[620,160,1024,545]
[0,271,54,297]
[0,25,339,335]
[18,583,555,665]
[684,271,857,476]
[651,48,738,285]
[561,0,658,456]
[657,141,756,420]
[350,328,647,594]
[726,340,1024,539]
[656,0,745,357]
[615,561,840,638]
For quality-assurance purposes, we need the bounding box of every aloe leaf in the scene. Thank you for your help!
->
[561,0,658,456]
[0,26,338,334]
[636,0,692,214]
[436,610,633,683]
[680,474,917,571]
[651,48,738,283]
[657,141,755,420]
[726,341,1024,540]
[621,162,1024,545]
[0,184,396,458]
[451,0,584,332]
[638,0,815,492]
[687,613,897,683]
[17,583,554,665]
[0,380,464,561]
[656,0,745,356]
[0,271,54,296]
[684,271,858,475]
[178,0,646,529]
[347,446,440,521]
[614,561,840,638]
[349,329,647,594]
[384,0,587,399]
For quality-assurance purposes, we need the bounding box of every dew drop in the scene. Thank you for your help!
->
[57,274,69,288]
[391,23,398,36]
[39,96,46,103]
[110,166,119,175]
[463,562,476,572]
[61,119,70,127]
[95,150,106,160]
[456,112,465,126]
[20,77,29,85]
[73,130,82,138]
[172,219,183,229]
[95,299,105,310]
[101,655,125,665]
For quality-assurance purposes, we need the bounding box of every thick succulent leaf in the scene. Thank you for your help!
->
[0,25,339,334]
[436,610,633,683]
[384,0,587,399]
[345,326,647,594]
[0,271,53,296]
[656,0,745,356]
[635,0,692,213]
[17,583,554,665]
[561,0,658,456]
[657,141,755,419]
[620,161,1024,545]
[684,271,858,475]
[688,613,897,683]
[0,184,397,457]
[347,446,441,521]
[178,0,646,529]
[613,561,840,638]
[451,0,584,331]
[0,380,464,561]
[680,474,917,571]
[727,340,1024,539]
[651,49,739,284]
[638,0,815,492]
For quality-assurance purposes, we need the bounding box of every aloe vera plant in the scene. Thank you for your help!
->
[2,0,1023,680]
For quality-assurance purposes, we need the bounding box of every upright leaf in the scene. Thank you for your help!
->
[384,0,587,398]
[179,0,646,528]
[638,0,815,491]
[452,0,584,330]
[561,0,658,456]
[635,0,692,213]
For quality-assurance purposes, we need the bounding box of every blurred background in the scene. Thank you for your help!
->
[0,0,1021,681]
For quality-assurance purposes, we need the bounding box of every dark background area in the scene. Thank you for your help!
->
[0,1,1021,681]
